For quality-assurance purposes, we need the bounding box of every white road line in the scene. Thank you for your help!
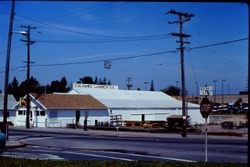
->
[64,151,135,161]
[91,150,197,162]
[20,137,54,141]
[36,149,135,161]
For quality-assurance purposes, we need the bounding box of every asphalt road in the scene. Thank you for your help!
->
[1,127,248,163]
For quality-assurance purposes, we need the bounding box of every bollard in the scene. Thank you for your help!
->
[116,126,119,134]
[0,132,6,154]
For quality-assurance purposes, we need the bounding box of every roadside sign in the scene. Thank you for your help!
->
[200,97,212,118]
[200,86,213,96]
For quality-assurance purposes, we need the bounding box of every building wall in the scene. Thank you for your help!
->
[111,107,203,125]
[174,94,248,104]
[47,109,109,128]
[0,110,16,125]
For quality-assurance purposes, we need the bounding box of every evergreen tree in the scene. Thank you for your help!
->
[18,76,40,99]
[99,78,103,85]
[103,77,107,85]
[162,85,181,96]
[94,76,98,84]
[7,77,19,100]
[60,76,69,92]
[78,76,94,84]
[50,80,61,92]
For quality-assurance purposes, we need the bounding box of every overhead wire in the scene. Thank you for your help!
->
[40,3,114,23]
[31,50,177,68]
[190,37,248,71]
[189,38,248,50]
[16,14,171,39]
[0,37,247,73]
[35,34,171,43]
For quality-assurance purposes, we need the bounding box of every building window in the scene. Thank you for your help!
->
[18,110,25,115]
[49,111,58,118]
[36,110,46,116]
[40,111,45,116]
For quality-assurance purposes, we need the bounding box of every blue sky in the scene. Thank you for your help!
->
[0,1,248,95]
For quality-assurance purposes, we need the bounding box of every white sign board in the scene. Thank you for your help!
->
[73,83,119,90]
[200,86,214,96]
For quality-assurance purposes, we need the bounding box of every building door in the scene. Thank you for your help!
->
[30,110,33,127]
[141,114,145,122]
[75,110,80,125]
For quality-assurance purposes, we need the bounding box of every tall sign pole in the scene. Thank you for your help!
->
[200,92,212,162]
[2,0,15,138]
[166,9,194,137]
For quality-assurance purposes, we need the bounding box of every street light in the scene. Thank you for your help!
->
[212,80,217,103]
[144,81,148,90]
[227,84,230,95]
[221,79,226,105]
[176,81,179,88]
[19,31,28,35]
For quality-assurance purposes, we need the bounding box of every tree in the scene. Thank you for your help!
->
[150,80,155,91]
[60,76,70,92]
[94,76,98,84]
[18,76,40,99]
[78,76,94,84]
[7,77,19,100]
[103,77,107,85]
[49,80,61,92]
[162,85,181,96]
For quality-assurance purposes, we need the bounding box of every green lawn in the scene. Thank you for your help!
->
[0,157,247,167]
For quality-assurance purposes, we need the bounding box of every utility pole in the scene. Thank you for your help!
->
[2,0,15,138]
[166,9,194,137]
[195,81,199,97]
[212,80,217,104]
[126,77,132,90]
[20,25,36,129]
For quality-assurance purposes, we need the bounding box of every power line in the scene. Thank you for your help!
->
[40,3,114,23]
[189,38,248,50]
[191,37,247,71]
[35,34,171,43]
[16,14,170,39]
[31,50,176,68]
[0,37,247,73]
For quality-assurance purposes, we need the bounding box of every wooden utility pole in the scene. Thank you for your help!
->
[2,0,15,138]
[166,9,194,137]
[20,25,36,129]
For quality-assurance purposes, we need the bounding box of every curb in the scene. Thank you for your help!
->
[6,141,26,149]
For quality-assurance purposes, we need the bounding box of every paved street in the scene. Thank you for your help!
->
[1,127,248,163]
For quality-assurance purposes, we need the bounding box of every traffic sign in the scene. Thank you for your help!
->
[200,97,212,118]
[200,86,213,96]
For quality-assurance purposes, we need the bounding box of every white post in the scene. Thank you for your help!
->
[116,126,119,134]
[205,117,208,162]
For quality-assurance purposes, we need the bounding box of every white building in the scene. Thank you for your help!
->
[68,83,203,125]
[0,94,17,126]
[13,94,109,128]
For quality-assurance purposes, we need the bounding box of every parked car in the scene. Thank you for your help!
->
[0,132,6,154]
[221,121,234,129]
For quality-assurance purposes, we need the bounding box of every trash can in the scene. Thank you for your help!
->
[0,132,6,153]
